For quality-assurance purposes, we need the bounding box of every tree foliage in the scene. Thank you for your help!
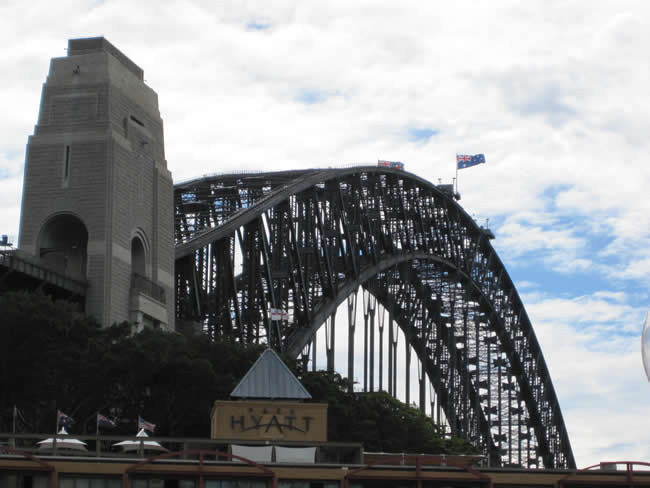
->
[0,291,263,435]
[0,291,476,455]
[300,371,477,454]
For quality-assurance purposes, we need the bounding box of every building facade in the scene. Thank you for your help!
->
[1,444,648,488]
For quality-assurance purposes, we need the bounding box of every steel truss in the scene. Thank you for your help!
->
[173,167,575,469]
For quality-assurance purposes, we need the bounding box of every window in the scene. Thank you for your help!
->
[132,479,196,488]
[205,480,268,488]
[58,477,120,488]
[349,482,416,488]
[0,473,49,488]
[279,482,339,488]
[63,144,71,187]
[130,115,145,127]
[131,236,147,276]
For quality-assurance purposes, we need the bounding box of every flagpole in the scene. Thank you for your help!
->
[11,405,16,449]
[53,407,58,453]
[455,154,459,195]
[96,412,101,457]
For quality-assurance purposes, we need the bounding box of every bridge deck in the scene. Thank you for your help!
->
[0,251,87,300]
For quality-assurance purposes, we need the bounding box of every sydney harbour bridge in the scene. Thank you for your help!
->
[172,165,575,471]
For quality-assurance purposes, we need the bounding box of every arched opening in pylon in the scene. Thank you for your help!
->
[37,213,88,279]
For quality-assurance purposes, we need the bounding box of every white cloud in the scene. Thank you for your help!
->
[592,291,627,303]
[609,253,650,283]
[523,290,643,332]
[523,290,650,465]
[497,220,587,257]
[0,175,22,245]
[514,280,539,291]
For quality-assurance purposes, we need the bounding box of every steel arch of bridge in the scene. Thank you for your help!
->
[173,167,575,469]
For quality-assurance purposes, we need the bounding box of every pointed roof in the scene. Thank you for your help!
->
[230,348,312,400]
[136,428,149,438]
[37,427,87,451]
[112,429,167,452]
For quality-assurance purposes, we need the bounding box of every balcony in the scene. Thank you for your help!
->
[131,273,166,304]
[130,273,168,329]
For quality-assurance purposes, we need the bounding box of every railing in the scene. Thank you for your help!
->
[0,433,361,464]
[173,163,392,188]
[131,273,166,304]
[558,461,650,487]
[0,249,87,295]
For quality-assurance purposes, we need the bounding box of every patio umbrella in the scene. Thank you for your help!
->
[113,428,167,453]
[37,427,87,452]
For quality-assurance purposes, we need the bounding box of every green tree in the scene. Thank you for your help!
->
[300,370,477,455]
[0,291,264,435]
[103,329,264,436]
[0,290,477,456]
[0,290,110,432]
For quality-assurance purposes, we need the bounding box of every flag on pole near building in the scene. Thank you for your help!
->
[456,153,486,169]
[57,410,75,429]
[13,406,31,433]
[97,413,117,430]
[138,416,156,433]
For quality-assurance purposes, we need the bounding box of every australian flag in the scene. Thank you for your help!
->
[97,413,116,430]
[456,153,486,169]
[378,160,405,170]
[57,409,75,429]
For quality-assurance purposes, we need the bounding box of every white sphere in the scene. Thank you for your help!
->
[642,313,650,382]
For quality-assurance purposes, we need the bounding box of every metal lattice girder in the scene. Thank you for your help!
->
[173,167,575,469]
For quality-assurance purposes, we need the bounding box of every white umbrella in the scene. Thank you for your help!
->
[37,427,87,451]
[113,428,167,453]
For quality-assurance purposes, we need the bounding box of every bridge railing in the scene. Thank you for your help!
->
[0,249,87,295]
[173,163,382,187]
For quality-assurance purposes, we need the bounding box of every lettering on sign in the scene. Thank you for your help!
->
[230,407,314,434]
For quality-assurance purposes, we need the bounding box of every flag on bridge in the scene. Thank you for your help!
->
[456,154,486,169]
[378,160,405,170]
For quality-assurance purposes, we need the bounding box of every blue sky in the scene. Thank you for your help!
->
[0,0,649,467]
